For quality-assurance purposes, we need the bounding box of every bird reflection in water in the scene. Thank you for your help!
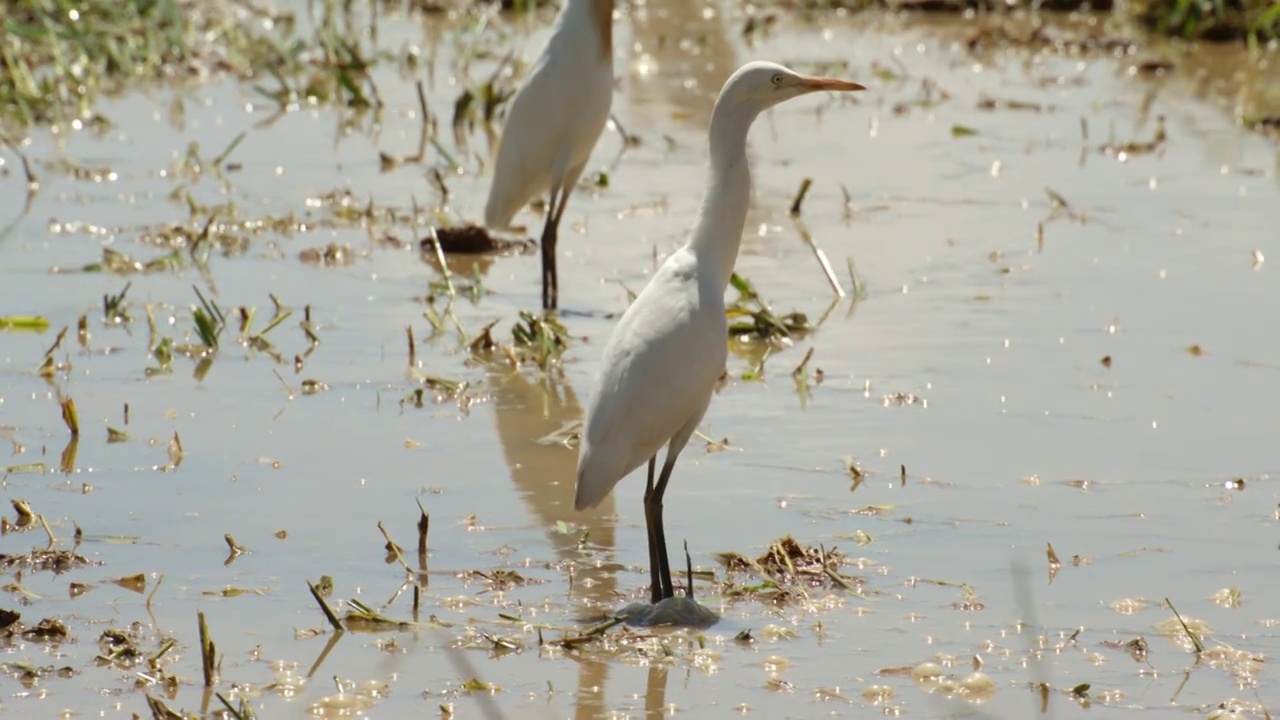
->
[569,660,672,719]
[491,370,635,719]
[488,369,620,607]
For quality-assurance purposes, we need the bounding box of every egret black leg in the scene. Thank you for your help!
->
[539,184,571,311]
[642,456,662,604]
[683,540,694,600]
[538,200,558,311]
[647,454,680,601]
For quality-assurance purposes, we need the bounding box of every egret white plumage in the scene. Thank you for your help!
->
[574,62,865,610]
[484,0,614,310]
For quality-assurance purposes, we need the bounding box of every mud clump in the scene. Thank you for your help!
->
[425,225,537,256]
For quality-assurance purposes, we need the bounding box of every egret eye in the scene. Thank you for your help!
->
[771,74,783,86]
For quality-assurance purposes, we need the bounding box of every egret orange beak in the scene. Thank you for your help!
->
[798,76,866,92]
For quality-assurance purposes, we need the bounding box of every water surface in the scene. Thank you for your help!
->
[1,1,1278,717]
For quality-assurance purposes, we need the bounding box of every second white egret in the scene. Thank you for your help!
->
[484,0,614,310]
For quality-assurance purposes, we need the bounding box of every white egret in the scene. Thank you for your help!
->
[574,61,865,611]
[485,0,614,310]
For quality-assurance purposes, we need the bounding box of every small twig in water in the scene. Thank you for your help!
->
[792,218,844,298]
[212,131,247,169]
[215,692,251,720]
[425,227,456,298]
[146,574,164,613]
[145,696,183,720]
[271,369,295,398]
[790,347,815,379]
[408,80,431,163]
[377,521,417,577]
[415,497,430,560]
[198,611,217,687]
[819,544,858,592]
[225,534,246,557]
[38,514,56,547]
[684,540,695,600]
[215,691,254,717]
[846,257,864,299]
[308,580,344,631]
[789,177,812,216]
[1165,597,1205,654]
[59,395,80,437]
[4,140,39,193]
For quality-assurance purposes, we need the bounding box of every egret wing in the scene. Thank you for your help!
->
[575,257,725,508]
[485,25,613,229]
[484,58,561,229]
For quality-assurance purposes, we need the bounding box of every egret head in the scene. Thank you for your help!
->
[718,61,866,114]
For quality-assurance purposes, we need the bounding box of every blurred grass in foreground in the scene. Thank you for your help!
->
[1137,0,1280,44]
[774,0,1278,45]
[0,0,389,141]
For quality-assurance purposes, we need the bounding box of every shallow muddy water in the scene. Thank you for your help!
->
[1,1,1279,718]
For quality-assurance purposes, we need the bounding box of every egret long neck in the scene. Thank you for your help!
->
[690,100,755,291]
[559,0,612,61]
[591,0,612,60]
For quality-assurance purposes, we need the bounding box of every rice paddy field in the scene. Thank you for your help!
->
[1,0,1279,717]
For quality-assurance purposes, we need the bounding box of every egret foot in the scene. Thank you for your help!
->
[615,597,719,628]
